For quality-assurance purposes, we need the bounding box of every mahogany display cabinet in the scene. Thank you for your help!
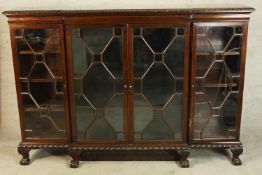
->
[3,5,254,168]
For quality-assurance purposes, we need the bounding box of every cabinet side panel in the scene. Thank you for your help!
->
[190,21,249,142]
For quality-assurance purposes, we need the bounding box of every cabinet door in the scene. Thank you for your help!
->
[130,24,189,142]
[191,22,248,142]
[68,26,127,142]
[10,24,70,141]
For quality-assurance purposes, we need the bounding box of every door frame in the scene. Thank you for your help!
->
[127,22,190,144]
[9,23,71,143]
[65,23,129,144]
[66,21,190,145]
[189,21,249,144]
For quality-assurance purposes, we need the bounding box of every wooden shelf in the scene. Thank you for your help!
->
[19,77,63,83]
[30,79,55,83]
[201,83,238,88]
[19,50,60,55]
[24,105,64,112]
[196,51,240,56]
[15,36,24,39]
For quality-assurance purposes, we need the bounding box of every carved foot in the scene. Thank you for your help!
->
[232,157,242,166]
[230,146,243,166]
[20,158,30,165]
[18,146,31,166]
[70,160,79,168]
[68,149,82,168]
[178,149,190,168]
[180,160,189,168]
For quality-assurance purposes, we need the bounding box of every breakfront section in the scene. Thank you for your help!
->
[9,24,70,164]
[66,23,190,168]
[190,22,248,165]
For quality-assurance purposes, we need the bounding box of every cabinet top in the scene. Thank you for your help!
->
[3,4,255,17]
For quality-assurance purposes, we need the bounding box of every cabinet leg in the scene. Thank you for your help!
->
[18,146,31,165]
[68,149,82,168]
[230,147,243,166]
[178,149,190,168]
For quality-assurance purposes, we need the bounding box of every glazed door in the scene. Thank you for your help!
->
[10,24,70,142]
[68,25,127,142]
[130,24,190,142]
[190,22,248,142]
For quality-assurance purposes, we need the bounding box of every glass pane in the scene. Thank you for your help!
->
[80,28,113,54]
[72,27,124,141]
[14,28,66,139]
[193,25,243,140]
[29,82,55,107]
[206,26,234,52]
[75,95,94,140]
[133,27,185,141]
[133,37,153,77]
[71,35,93,77]
[142,118,173,140]
[133,94,153,140]
[83,64,114,108]
[24,29,51,52]
[105,95,124,140]
[142,28,176,52]
[143,63,174,107]
[164,36,185,77]
[103,37,123,78]
[163,95,183,140]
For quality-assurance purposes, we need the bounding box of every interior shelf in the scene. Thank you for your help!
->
[200,82,238,88]
[19,78,63,83]
[196,51,240,56]
[19,50,60,55]
[23,104,65,112]
[14,36,23,39]
[24,106,64,112]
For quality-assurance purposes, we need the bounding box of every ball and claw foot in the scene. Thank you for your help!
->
[70,160,79,168]
[230,146,243,166]
[20,158,30,165]
[18,146,31,166]
[68,149,82,168]
[232,158,242,166]
[178,149,190,168]
[180,160,189,168]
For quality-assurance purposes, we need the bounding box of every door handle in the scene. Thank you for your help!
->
[124,85,132,89]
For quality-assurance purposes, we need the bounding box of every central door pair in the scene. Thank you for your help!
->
[67,23,189,144]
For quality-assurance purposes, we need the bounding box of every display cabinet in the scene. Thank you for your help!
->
[3,5,254,168]
[191,22,247,142]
